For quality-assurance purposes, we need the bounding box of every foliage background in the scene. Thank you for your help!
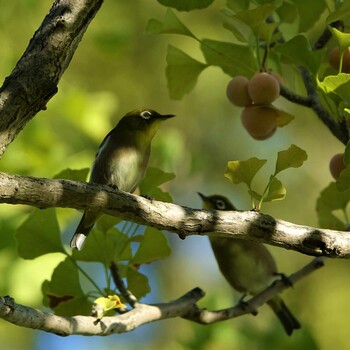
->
[0,0,349,349]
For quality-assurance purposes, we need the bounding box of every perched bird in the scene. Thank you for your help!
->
[198,193,301,336]
[70,108,174,250]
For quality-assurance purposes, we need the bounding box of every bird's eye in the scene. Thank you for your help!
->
[140,111,152,119]
[215,200,226,210]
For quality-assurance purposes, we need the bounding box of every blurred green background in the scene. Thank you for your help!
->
[0,0,349,349]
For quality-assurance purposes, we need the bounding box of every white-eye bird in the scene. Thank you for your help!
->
[198,193,301,336]
[70,108,174,250]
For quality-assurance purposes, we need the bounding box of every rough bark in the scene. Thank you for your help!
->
[0,0,104,157]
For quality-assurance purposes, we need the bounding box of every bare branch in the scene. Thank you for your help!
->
[184,257,324,323]
[0,0,104,157]
[0,258,323,335]
[1,171,350,258]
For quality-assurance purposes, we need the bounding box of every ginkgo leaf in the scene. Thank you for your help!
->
[274,144,308,175]
[225,158,267,187]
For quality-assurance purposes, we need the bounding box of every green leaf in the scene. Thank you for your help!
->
[294,0,327,33]
[132,228,171,265]
[275,35,325,76]
[42,257,91,316]
[263,176,286,202]
[225,158,267,187]
[226,0,250,12]
[234,4,276,28]
[146,9,195,38]
[275,108,295,127]
[316,182,350,229]
[166,45,208,99]
[329,27,350,52]
[276,1,298,24]
[125,267,151,299]
[16,208,64,259]
[53,168,89,181]
[249,190,263,202]
[95,215,121,233]
[157,0,214,11]
[200,39,257,77]
[139,166,175,202]
[318,74,350,103]
[327,3,350,23]
[344,141,350,166]
[336,165,350,191]
[72,228,132,264]
[274,144,307,175]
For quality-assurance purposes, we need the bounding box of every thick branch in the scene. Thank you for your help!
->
[0,258,323,335]
[0,0,104,157]
[1,171,350,258]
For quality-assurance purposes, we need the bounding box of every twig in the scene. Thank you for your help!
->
[184,257,324,324]
[0,258,323,335]
[109,262,138,307]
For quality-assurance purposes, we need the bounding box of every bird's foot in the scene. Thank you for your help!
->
[274,272,293,287]
[238,294,258,316]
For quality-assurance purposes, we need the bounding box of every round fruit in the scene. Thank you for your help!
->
[329,153,346,179]
[226,76,252,107]
[328,47,350,73]
[241,105,278,140]
[247,72,280,105]
[268,71,284,85]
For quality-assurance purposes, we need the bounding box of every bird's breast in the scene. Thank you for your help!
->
[108,148,147,192]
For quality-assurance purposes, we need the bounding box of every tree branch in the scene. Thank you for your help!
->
[1,171,350,258]
[0,0,104,157]
[0,257,323,335]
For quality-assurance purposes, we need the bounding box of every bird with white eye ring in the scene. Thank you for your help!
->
[198,193,301,336]
[70,108,175,251]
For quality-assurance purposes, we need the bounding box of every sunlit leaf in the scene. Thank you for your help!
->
[263,177,286,202]
[318,74,350,102]
[157,0,214,11]
[329,27,350,51]
[274,144,307,175]
[132,228,171,265]
[16,208,64,259]
[200,39,257,77]
[146,9,195,38]
[225,158,267,187]
[166,45,208,99]
[94,295,126,312]
[316,182,350,229]
[53,168,89,181]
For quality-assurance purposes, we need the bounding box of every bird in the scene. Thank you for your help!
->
[70,108,175,250]
[198,193,301,336]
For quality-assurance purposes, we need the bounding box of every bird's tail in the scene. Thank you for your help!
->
[70,211,101,250]
[267,296,301,336]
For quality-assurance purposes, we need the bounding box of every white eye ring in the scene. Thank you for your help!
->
[141,111,152,119]
[215,200,226,210]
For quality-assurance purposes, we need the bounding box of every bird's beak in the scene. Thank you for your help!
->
[159,114,175,120]
[197,192,208,201]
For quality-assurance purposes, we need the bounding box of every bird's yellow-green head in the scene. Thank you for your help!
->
[198,193,236,211]
[118,108,175,139]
